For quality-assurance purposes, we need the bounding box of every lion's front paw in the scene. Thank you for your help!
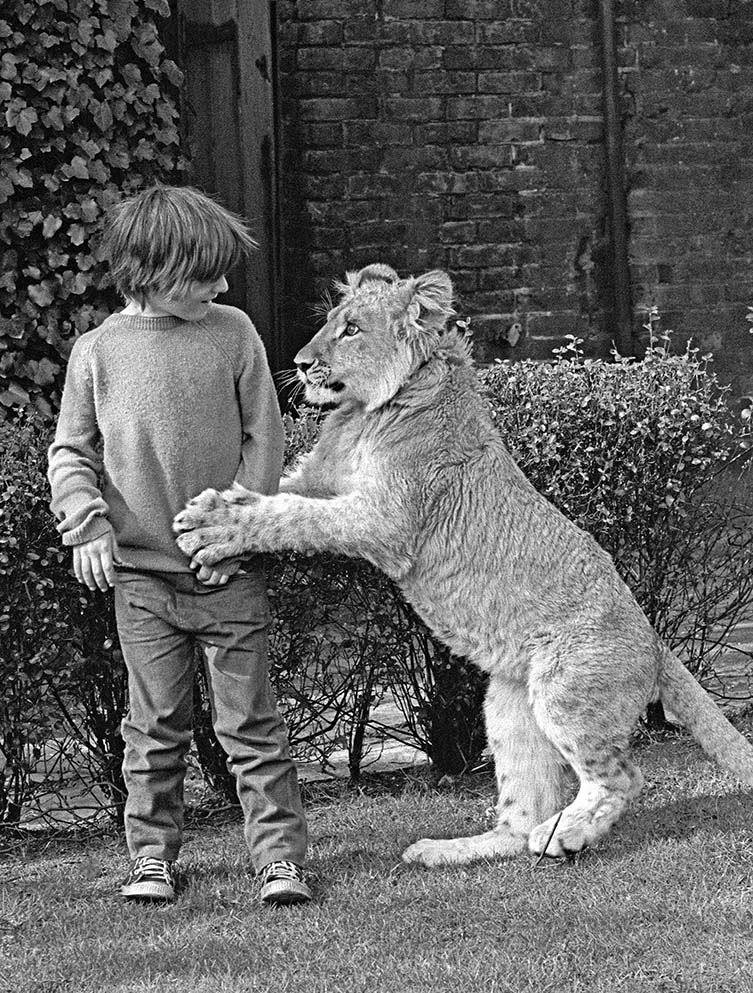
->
[220,483,261,507]
[172,488,259,566]
[173,488,227,531]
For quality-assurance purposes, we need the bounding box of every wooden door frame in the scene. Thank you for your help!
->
[160,1,282,369]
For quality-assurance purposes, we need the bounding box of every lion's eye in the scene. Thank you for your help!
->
[341,322,361,338]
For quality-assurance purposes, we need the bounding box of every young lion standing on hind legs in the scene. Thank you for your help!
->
[174,263,753,865]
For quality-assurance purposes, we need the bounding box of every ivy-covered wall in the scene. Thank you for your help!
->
[0,0,186,419]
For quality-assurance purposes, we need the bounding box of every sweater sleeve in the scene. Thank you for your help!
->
[47,336,112,546]
[234,323,285,496]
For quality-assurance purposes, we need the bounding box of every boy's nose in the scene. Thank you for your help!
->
[213,276,228,294]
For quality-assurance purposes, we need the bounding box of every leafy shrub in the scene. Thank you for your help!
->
[0,412,126,826]
[0,0,186,418]
[479,328,753,683]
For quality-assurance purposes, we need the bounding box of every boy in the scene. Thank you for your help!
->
[48,185,311,906]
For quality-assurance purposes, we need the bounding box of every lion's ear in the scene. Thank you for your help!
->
[354,263,399,286]
[409,270,455,330]
[336,263,399,300]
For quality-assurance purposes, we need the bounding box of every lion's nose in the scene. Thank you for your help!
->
[295,356,314,374]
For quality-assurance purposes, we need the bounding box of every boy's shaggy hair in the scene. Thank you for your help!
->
[103,185,258,304]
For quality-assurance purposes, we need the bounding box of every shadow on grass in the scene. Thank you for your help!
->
[620,789,752,847]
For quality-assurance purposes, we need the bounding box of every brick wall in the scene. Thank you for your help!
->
[622,0,753,397]
[276,1,753,398]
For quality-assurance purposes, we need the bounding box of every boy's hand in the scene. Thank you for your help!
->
[196,558,241,587]
[73,532,122,592]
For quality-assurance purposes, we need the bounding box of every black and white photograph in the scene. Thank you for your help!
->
[2,2,752,991]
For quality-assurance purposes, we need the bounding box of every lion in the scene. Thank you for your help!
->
[174,263,753,865]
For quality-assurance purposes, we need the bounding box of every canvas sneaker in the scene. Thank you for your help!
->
[259,860,312,906]
[120,856,176,902]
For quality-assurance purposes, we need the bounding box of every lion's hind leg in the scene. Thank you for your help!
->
[527,746,643,859]
[402,677,564,867]
[527,644,647,858]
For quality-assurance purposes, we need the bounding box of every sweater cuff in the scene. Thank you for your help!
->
[60,514,113,547]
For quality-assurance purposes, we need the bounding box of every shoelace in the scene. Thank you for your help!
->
[261,860,302,883]
[132,856,173,883]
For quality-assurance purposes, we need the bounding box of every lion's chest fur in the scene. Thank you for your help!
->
[296,405,383,497]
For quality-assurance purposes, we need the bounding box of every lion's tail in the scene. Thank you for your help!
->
[658,646,753,786]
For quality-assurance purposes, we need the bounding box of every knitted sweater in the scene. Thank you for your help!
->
[48,304,284,572]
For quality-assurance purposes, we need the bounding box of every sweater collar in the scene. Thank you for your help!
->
[114,312,186,331]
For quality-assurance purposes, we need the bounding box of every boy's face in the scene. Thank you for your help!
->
[143,275,229,321]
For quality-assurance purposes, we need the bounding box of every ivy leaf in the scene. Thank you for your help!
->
[92,99,113,131]
[42,104,65,130]
[67,155,90,179]
[28,282,56,307]
[6,103,38,135]
[42,214,63,238]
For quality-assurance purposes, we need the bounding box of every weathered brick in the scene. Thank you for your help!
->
[382,145,449,171]
[289,169,348,201]
[294,0,352,19]
[344,121,413,147]
[381,0,445,17]
[298,97,377,120]
[478,120,544,143]
[296,47,343,70]
[449,145,515,170]
[477,21,542,44]
[296,21,342,46]
[294,72,345,98]
[416,171,480,195]
[346,173,402,198]
[413,70,477,95]
[352,219,409,246]
[438,220,478,244]
[301,148,382,174]
[411,20,475,45]
[444,0,512,19]
[446,95,523,121]
[382,97,444,121]
[343,47,377,70]
[378,46,443,70]
[296,123,343,148]
[342,16,380,44]
[414,121,478,145]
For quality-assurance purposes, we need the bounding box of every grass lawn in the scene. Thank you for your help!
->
[2,727,753,993]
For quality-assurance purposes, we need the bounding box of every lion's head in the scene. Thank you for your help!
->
[294,264,455,410]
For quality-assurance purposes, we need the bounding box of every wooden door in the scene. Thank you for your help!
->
[162,1,281,367]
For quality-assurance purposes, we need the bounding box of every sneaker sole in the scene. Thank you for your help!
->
[260,879,312,906]
[121,881,175,902]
